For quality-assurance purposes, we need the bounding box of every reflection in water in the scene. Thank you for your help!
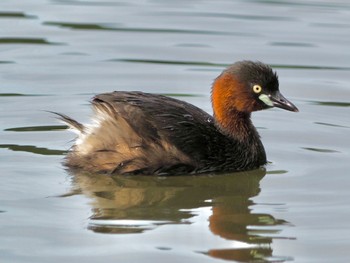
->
[67,168,291,262]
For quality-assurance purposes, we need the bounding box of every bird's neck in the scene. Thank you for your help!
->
[214,109,257,142]
[211,109,267,171]
[211,73,256,142]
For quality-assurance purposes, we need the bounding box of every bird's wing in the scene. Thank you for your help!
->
[66,91,221,174]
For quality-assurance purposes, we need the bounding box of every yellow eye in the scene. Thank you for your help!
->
[253,85,262,94]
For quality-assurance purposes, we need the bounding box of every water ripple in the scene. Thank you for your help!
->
[249,0,350,9]
[43,21,247,36]
[0,11,36,19]
[5,125,67,132]
[0,144,66,156]
[110,59,350,71]
[311,101,350,107]
[110,58,227,67]
[0,38,62,45]
[302,147,339,153]
[51,0,130,6]
[272,64,350,71]
[267,170,288,175]
[0,93,49,97]
[269,42,316,47]
[146,11,295,22]
[314,122,349,129]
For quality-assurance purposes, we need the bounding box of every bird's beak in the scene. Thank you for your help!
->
[269,91,299,112]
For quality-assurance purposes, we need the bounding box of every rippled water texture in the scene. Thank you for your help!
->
[1,0,350,262]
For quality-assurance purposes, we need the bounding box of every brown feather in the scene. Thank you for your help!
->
[64,95,194,174]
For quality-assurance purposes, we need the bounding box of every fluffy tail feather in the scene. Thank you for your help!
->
[51,112,84,134]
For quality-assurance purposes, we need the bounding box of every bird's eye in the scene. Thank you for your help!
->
[253,85,262,94]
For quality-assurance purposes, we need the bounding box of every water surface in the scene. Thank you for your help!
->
[1,0,350,262]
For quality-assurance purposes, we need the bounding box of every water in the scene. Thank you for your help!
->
[1,0,350,262]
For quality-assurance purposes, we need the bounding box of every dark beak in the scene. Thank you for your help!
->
[270,91,299,112]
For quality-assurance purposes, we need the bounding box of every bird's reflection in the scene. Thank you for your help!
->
[67,168,289,262]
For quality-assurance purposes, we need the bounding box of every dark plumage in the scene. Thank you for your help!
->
[57,61,298,175]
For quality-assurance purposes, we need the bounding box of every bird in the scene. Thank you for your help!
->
[56,60,298,175]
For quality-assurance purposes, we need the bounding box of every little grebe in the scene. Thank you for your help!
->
[57,61,298,175]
